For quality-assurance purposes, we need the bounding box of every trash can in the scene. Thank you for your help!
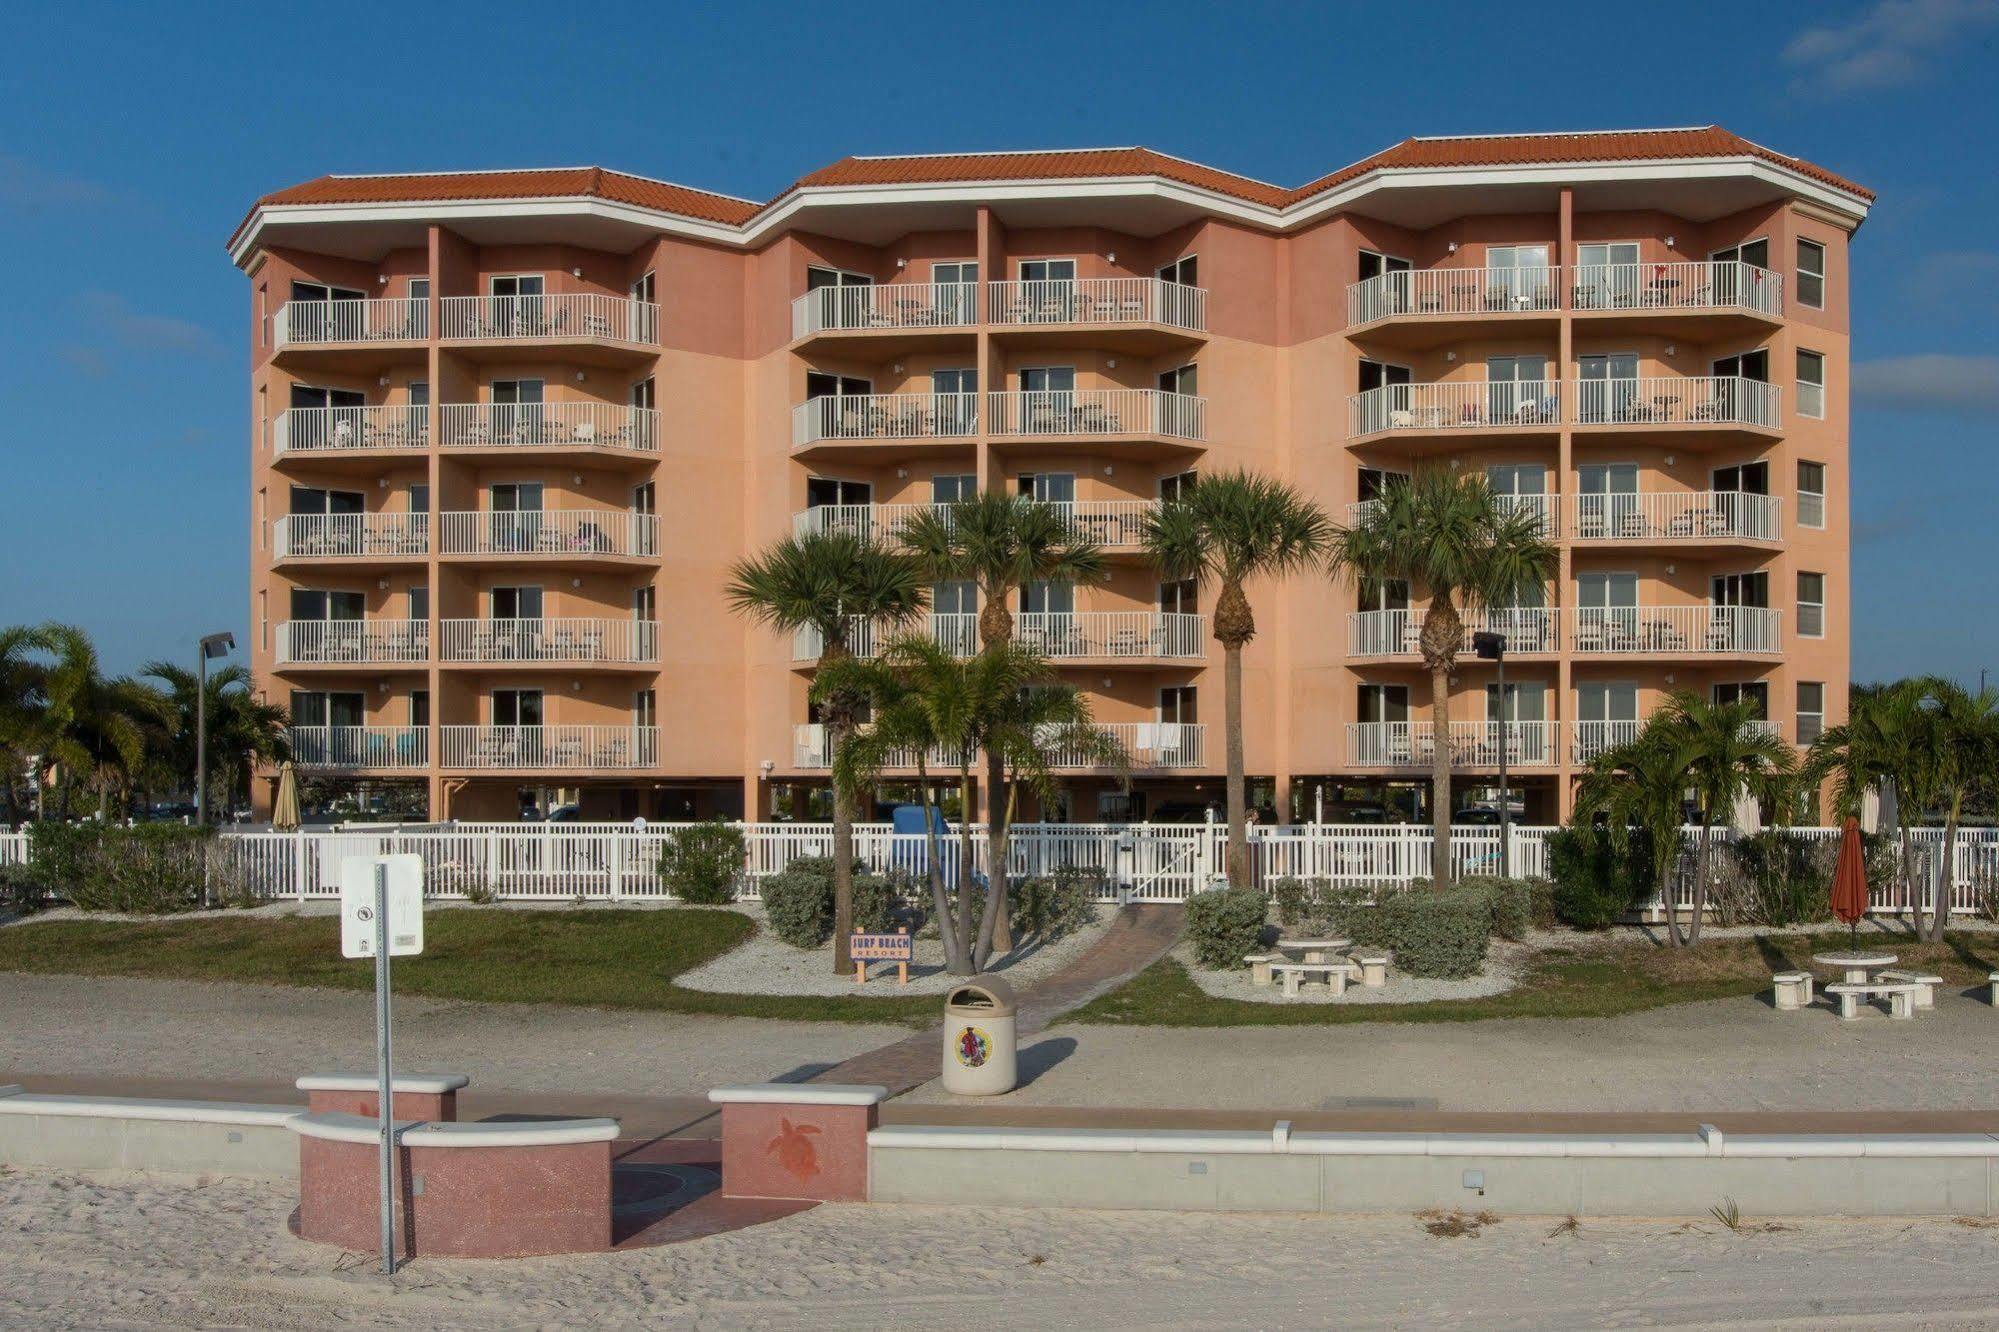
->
[941,974,1018,1096]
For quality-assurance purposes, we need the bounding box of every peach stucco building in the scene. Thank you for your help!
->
[229,126,1867,823]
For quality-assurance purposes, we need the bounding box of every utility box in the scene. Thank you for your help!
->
[941,975,1018,1096]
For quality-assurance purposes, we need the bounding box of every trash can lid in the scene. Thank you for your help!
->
[945,973,1017,1017]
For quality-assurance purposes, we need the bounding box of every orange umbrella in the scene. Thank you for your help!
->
[1830,815,1868,946]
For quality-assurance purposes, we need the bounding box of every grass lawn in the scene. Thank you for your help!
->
[1066,932,1999,1028]
[0,910,940,1026]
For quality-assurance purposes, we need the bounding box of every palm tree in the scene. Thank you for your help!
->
[37,624,169,821]
[1328,470,1556,881]
[1806,679,1932,932]
[1145,470,1330,889]
[0,625,55,824]
[727,531,926,975]
[902,492,1104,932]
[140,660,291,819]
[1914,677,1999,942]
[1573,725,1697,942]
[1668,692,1795,946]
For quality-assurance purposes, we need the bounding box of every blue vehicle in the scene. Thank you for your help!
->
[889,804,962,888]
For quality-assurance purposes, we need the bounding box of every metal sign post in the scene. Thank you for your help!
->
[340,854,424,1277]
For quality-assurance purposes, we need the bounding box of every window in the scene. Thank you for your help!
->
[630,270,656,305]
[1016,472,1075,503]
[1712,682,1769,718]
[1796,239,1825,310]
[491,585,542,620]
[1019,580,1073,615]
[1797,683,1825,745]
[1018,258,1076,284]
[493,689,543,728]
[1157,255,1198,287]
[933,581,977,616]
[633,585,656,621]
[805,265,870,291]
[805,477,871,508]
[408,586,427,622]
[1576,353,1640,422]
[633,689,656,729]
[932,262,978,321]
[1357,467,1407,501]
[409,690,430,728]
[1158,578,1199,615]
[1797,572,1825,637]
[1159,470,1198,502]
[1797,349,1825,419]
[1486,245,1551,308]
[258,283,269,347]
[1356,577,1408,611]
[1159,686,1198,724]
[1576,682,1639,760]
[1158,363,1198,396]
[1356,684,1409,723]
[1711,462,1770,495]
[1356,250,1411,282]
[1712,571,1769,609]
[1357,359,1413,393]
[1797,462,1826,529]
[805,370,871,398]
[931,474,976,504]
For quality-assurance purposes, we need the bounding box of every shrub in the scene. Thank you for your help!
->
[1272,876,1320,927]
[851,872,899,934]
[0,863,47,914]
[1545,826,1654,929]
[26,822,98,895]
[1185,886,1269,969]
[1011,867,1101,941]
[57,824,214,914]
[760,869,833,947]
[658,821,745,905]
[1456,876,1537,941]
[1377,887,1493,979]
[1712,831,1834,928]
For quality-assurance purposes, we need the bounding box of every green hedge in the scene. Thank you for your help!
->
[1011,867,1100,941]
[1185,886,1269,969]
[1545,826,1654,928]
[758,855,899,949]
[29,824,216,914]
[1376,886,1493,978]
[657,821,744,905]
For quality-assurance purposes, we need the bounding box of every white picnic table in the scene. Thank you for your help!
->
[1810,952,1898,985]
[1275,938,1352,964]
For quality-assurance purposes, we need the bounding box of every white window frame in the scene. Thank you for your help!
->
[1797,572,1826,638]
[1796,349,1826,420]
[1797,462,1826,530]
[1156,254,1197,286]
[1797,682,1825,745]
[1796,239,1825,310]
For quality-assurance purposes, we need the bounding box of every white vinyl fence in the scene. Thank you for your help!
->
[6,824,1991,915]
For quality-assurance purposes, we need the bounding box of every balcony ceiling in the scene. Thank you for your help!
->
[1340,173,1816,230]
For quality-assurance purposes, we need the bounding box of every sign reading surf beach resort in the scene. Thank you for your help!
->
[851,930,912,985]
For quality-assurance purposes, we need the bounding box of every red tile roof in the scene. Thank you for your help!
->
[238,128,1870,249]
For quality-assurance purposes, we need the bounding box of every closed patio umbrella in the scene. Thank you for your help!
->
[1830,815,1868,947]
[272,762,301,832]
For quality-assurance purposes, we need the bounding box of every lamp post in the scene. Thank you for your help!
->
[1472,630,1510,878]
[194,633,235,826]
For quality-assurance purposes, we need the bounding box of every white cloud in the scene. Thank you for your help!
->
[1784,0,1999,93]
[77,291,219,356]
[0,154,112,212]
[1852,354,1999,412]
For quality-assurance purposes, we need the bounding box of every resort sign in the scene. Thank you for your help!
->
[850,928,912,985]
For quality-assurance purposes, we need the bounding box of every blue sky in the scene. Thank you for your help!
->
[1,0,1994,685]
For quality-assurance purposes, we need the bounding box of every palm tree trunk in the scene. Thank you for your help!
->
[1223,639,1248,890]
[913,760,964,970]
[952,769,977,975]
[828,718,857,977]
[1689,819,1713,947]
[1657,839,1685,948]
[983,746,1012,955]
[1428,661,1452,886]
[1933,802,1961,943]
[1898,821,1917,939]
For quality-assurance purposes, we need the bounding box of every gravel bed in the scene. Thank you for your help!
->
[1180,940,1523,1005]
[676,903,1112,998]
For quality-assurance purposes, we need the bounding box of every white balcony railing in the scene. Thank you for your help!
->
[439,293,658,345]
[275,621,428,666]
[1015,611,1206,659]
[287,725,429,769]
[792,282,978,338]
[1571,719,1645,764]
[273,405,428,456]
[440,725,658,770]
[793,499,1157,549]
[273,513,428,560]
[1572,260,1782,318]
[1347,608,1559,658]
[987,389,1205,441]
[987,278,1207,332]
[793,613,979,662]
[1348,266,1559,326]
[1571,606,1781,655]
[1347,721,1561,769]
[439,510,657,559]
[791,392,978,447]
[273,297,428,348]
[1349,381,1559,437]
[1571,491,1782,543]
[1354,492,1556,536]
[439,618,658,664]
[1570,376,1780,430]
[440,402,658,453]
[792,721,1205,770]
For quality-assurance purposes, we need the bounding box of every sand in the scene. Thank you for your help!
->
[6,1166,1999,1329]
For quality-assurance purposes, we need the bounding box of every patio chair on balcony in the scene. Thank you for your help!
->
[1704,617,1739,653]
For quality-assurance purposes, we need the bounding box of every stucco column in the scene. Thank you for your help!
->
[1555,189,1576,822]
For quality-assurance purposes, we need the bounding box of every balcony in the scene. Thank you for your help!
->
[792,720,1204,770]
[272,298,428,369]
[287,725,429,770]
[275,621,428,667]
[987,277,1207,351]
[439,510,657,562]
[1572,260,1783,332]
[791,281,978,350]
[272,513,428,562]
[1348,492,1556,537]
[440,725,658,770]
[440,403,658,459]
[1347,608,1558,659]
[790,611,1203,663]
[1347,266,1559,348]
[793,612,978,662]
[792,499,1157,552]
[791,392,977,454]
[1571,492,1781,546]
[1573,717,1785,764]
[439,618,658,665]
[987,389,1205,452]
[438,294,659,364]
[1569,376,1780,436]
[1571,606,1781,656]
[1348,381,1558,442]
[1346,721,1560,769]
[273,405,428,459]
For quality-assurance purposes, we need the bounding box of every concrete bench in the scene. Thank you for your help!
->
[1271,961,1356,998]
[0,1087,303,1176]
[1824,981,1921,1021]
[1350,953,1390,988]
[1878,970,1943,1010]
[1275,938,1350,964]
[1771,970,1815,1010]
[1989,972,1998,1006]
[297,1072,469,1121]
[1244,952,1284,986]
